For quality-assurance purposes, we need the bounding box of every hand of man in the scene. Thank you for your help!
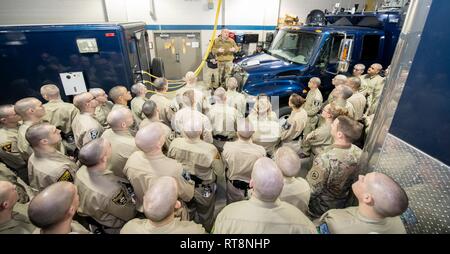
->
[218,48,225,53]
[229,47,236,52]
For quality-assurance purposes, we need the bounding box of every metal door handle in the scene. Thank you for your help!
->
[176,53,180,63]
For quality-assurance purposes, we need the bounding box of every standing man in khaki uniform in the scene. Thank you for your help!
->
[40,84,79,153]
[124,122,194,213]
[213,157,317,234]
[0,105,26,171]
[90,88,113,127]
[274,147,311,214]
[14,97,47,161]
[140,100,174,153]
[0,180,36,234]
[222,119,266,204]
[26,123,79,193]
[101,108,137,178]
[318,172,408,234]
[172,90,213,143]
[121,176,205,234]
[306,116,363,218]
[225,77,246,116]
[346,77,366,121]
[212,29,239,87]
[302,77,323,136]
[149,78,176,127]
[333,85,356,120]
[168,119,223,232]
[326,75,347,105]
[75,138,136,233]
[361,63,384,115]
[207,87,242,151]
[28,182,90,234]
[109,86,132,111]
[130,83,148,127]
[280,93,307,152]
[72,92,104,150]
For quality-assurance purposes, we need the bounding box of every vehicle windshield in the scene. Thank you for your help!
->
[268,30,320,64]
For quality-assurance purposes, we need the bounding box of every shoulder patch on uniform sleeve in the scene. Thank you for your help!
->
[89,129,99,140]
[1,142,12,153]
[112,189,127,206]
[58,169,74,182]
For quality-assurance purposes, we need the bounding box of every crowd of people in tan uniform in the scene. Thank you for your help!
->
[0,62,409,234]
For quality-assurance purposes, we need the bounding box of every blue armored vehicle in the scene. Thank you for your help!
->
[234,9,404,116]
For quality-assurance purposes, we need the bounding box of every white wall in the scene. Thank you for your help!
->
[0,0,106,25]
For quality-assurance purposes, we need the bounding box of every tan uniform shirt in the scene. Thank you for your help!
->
[172,107,213,143]
[319,206,406,234]
[226,90,246,116]
[130,96,147,126]
[360,74,384,97]
[280,108,307,142]
[306,144,362,217]
[301,120,333,156]
[72,113,104,149]
[303,89,323,117]
[123,151,194,212]
[75,166,136,228]
[168,138,222,181]
[121,218,206,234]
[213,197,317,234]
[43,99,79,134]
[101,129,137,178]
[0,212,35,234]
[212,37,238,62]
[94,101,113,127]
[33,221,90,234]
[0,127,26,169]
[17,121,33,161]
[347,92,367,121]
[149,93,176,127]
[207,103,242,138]
[1,162,33,203]
[222,140,266,181]
[250,117,281,155]
[279,177,311,214]
[28,151,78,193]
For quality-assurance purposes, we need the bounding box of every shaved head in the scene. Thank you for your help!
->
[135,122,166,152]
[236,119,254,140]
[0,105,14,119]
[109,86,128,103]
[131,83,146,97]
[347,77,361,91]
[78,138,109,167]
[14,97,42,118]
[153,78,168,92]
[107,107,133,130]
[143,176,178,222]
[40,84,61,100]
[182,119,202,139]
[73,92,94,111]
[142,100,158,119]
[28,182,78,229]
[89,88,105,97]
[25,122,52,147]
[184,71,197,84]
[214,87,226,103]
[251,157,284,202]
[335,85,353,100]
[0,180,17,208]
[182,90,195,107]
[274,146,301,177]
[226,77,238,90]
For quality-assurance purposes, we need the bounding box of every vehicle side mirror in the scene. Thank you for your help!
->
[337,38,353,72]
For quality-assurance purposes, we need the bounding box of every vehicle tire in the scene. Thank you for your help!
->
[278,106,292,120]
[151,57,165,78]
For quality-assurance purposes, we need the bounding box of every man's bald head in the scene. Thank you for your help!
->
[143,176,178,222]
[335,84,353,100]
[182,118,202,139]
[107,107,134,130]
[332,74,348,87]
[226,77,238,90]
[40,84,61,101]
[109,86,129,103]
[236,119,255,140]
[346,77,361,91]
[153,78,168,92]
[78,138,109,167]
[184,71,197,84]
[368,63,383,76]
[28,182,78,229]
[0,180,17,210]
[73,92,95,112]
[142,100,158,119]
[89,88,105,97]
[14,97,43,118]
[353,172,409,218]
[214,87,227,103]
[251,157,284,202]
[135,122,165,152]
[25,122,53,148]
[274,146,301,177]
[131,83,146,97]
